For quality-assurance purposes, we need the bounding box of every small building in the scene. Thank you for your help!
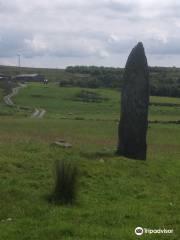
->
[0,74,11,81]
[13,74,45,82]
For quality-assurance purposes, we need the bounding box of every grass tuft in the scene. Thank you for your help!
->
[51,160,78,205]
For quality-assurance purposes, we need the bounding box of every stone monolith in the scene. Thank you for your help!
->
[117,42,149,160]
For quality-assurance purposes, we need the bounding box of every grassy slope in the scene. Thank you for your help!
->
[0,83,179,240]
[14,83,180,121]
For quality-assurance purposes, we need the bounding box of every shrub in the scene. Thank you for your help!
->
[74,90,109,103]
[51,160,78,204]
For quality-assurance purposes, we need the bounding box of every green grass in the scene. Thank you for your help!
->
[0,83,179,239]
[150,95,180,104]
[14,83,180,121]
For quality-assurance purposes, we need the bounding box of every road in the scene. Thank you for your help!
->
[31,108,46,118]
[3,84,26,106]
[3,84,46,118]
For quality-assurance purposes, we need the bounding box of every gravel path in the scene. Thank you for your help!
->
[31,108,46,118]
[3,84,46,118]
[3,84,26,106]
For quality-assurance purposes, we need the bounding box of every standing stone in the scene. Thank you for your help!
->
[117,42,149,160]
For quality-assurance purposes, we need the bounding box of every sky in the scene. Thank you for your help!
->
[0,0,180,68]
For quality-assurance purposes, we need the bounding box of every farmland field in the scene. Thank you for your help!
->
[14,83,180,121]
[0,83,179,240]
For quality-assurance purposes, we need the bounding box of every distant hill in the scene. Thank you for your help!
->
[0,65,73,82]
[0,65,180,97]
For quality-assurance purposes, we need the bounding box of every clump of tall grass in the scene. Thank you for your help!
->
[51,160,78,204]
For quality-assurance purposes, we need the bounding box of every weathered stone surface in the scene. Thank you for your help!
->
[117,42,149,160]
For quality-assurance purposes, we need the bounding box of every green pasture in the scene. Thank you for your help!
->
[13,83,180,121]
[0,83,179,239]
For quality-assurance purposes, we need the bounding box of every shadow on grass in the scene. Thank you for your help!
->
[80,148,116,160]
[80,148,148,163]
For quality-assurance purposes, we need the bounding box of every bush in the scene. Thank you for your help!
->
[51,160,78,204]
[74,90,109,103]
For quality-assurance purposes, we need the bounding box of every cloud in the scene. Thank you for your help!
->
[0,0,180,67]
[146,38,180,55]
[0,29,32,57]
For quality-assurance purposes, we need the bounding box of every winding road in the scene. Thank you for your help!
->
[3,84,26,106]
[31,108,46,118]
[3,84,46,118]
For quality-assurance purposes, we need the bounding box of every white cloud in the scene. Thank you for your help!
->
[24,36,48,53]
[0,0,180,67]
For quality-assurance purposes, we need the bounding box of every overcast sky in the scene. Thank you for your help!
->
[0,0,180,68]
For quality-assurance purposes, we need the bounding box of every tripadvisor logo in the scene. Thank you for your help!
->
[135,226,174,236]
[135,227,144,236]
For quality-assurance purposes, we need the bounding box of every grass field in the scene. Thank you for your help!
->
[0,83,179,240]
[13,83,180,121]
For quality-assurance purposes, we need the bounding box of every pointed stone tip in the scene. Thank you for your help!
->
[135,42,144,53]
[137,42,143,47]
[125,41,147,69]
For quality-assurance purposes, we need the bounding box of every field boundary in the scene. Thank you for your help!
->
[58,117,180,124]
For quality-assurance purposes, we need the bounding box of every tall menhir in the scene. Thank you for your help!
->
[117,42,149,160]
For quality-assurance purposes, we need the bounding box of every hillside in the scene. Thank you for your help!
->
[0,65,180,97]
[0,65,73,82]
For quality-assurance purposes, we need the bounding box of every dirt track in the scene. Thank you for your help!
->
[31,108,46,118]
[3,84,46,118]
[3,84,26,106]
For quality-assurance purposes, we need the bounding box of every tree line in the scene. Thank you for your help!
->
[64,66,180,97]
